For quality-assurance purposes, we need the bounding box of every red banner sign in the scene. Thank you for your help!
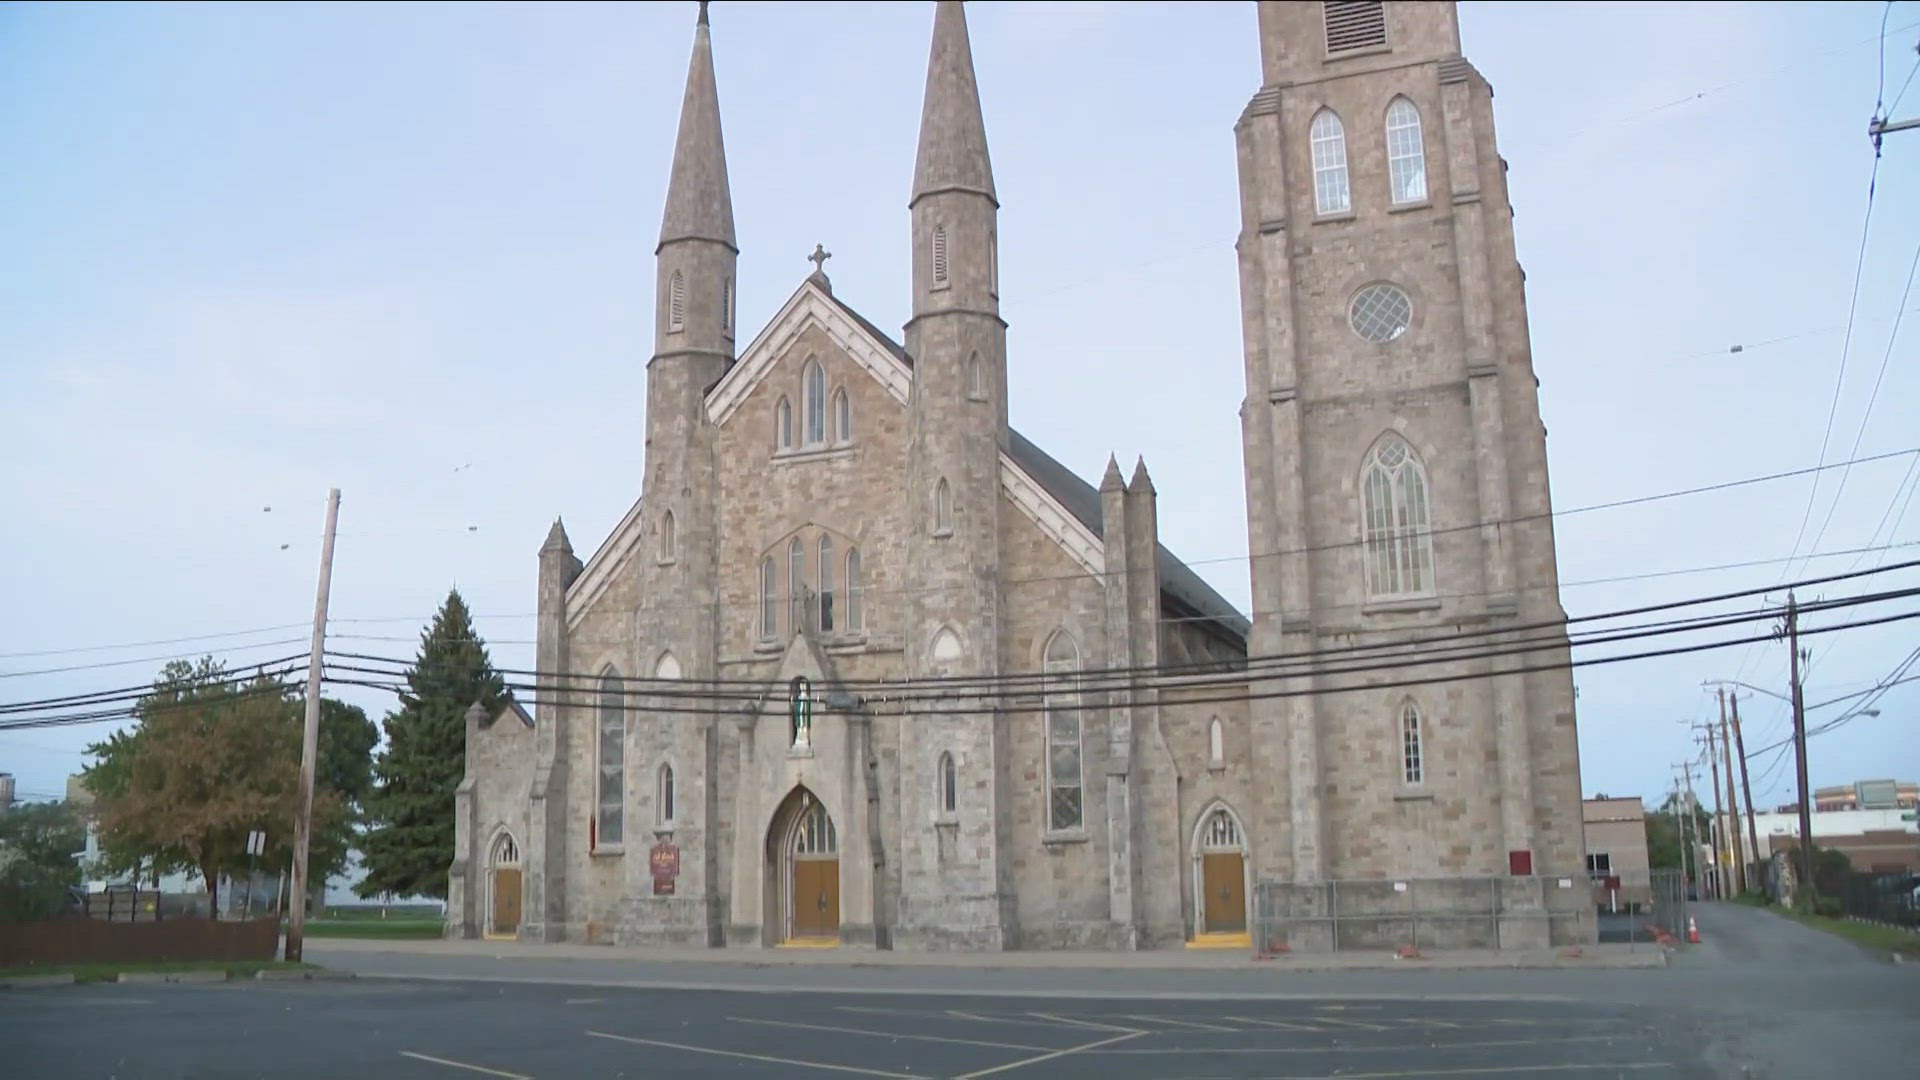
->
[649,841,680,879]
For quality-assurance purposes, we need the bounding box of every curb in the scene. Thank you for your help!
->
[0,974,79,989]
[117,970,229,984]
[255,969,358,982]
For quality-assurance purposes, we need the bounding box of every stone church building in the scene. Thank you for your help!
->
[450,0,1590,951]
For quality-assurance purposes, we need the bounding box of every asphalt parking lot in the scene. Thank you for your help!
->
[1,977,1710,1079]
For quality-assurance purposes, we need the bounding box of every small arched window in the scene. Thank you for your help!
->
[933,478,953,536]
[1400,701,1424,785]
[759,556,777,639]
[776,397,793,450]
[668,270,686,332]
[1208,717,1225,766]
[1385,96,1427,205]
[833,388,851,443]
[937,751,957,815]
[803,359,826,446]
[655,651,681,680]
[491,831,520,866]
[1362,434,1435,597]
[818,534,836,633]
[844,547,864,632]
[965,352,985,400]
[1309,109,1350,215]
[657,763,676,825]
[932,225,949,286]
[659,510,676,564]
[597,668,624,848]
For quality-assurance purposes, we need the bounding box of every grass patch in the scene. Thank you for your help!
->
[319,905,444,921]
[300,919,442,940]
[1,959,315,983]
[1772,908,1920,958]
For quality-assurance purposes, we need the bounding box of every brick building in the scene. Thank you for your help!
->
[451,1,1588,951]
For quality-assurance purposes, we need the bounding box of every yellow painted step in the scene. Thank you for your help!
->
[1186,931,1252,950]
[777,936,841,949]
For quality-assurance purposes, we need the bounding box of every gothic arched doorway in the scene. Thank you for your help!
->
[487,830,521,939]
[1192,805,1248,938]
[768,787,839,944]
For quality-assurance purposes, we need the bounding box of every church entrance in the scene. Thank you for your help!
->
[771,788,840,944]
[488,831,521,939]
[1191,806,1249,946]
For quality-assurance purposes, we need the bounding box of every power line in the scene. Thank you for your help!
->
[0,638,312,680]
[0,623,310,661]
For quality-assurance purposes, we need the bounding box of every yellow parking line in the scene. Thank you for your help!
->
[728,1015,1047,1052]
[585,1030,919,1079]
[397,1050,531,1079]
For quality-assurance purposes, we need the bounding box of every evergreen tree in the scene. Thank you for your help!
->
[357,589,504,899]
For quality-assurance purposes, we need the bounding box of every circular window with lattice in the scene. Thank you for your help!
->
[1349,283,1412,343]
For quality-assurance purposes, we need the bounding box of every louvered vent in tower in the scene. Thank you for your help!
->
[932,225,949,286]
[1324,1,1387,54]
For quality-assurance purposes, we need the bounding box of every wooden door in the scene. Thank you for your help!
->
[790,858,840,938]
[1202,852,1245,932]
[492,868,522,936]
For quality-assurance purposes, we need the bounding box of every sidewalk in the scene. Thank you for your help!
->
[310,933,1664,972]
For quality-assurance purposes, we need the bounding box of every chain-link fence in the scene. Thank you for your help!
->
[1251,874,1598,954]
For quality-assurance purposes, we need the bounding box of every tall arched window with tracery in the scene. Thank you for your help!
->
[597,668,624,847]
[1362,435,1434,597]
[759,556,777,640]
[1042,630,1083,832]
[803,360,826,446]
[818,534,836,632]
[788,537,807,633]
[1400,701,1424,785]
[1385,96,1427,205]
[1309,108,1350,215]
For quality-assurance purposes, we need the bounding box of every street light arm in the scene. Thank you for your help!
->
[1701,678,1791,705]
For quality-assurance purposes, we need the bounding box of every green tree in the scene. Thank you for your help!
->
[311,697,378,886]
[1645,793,1710,881]
[82,659,342,917]
[357,589,505,899]
[0,800,86,923]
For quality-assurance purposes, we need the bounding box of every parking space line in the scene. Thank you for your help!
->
[1025,1012,1140,1033]
[585,1029,920,1078]
[397,1050,531,1079]
[1093,1033,1640,1055]
[952,1029,1146,1079]
[1225,1015,1327,1032]
[1299,1015,1389,1031]
[1118,1014,1238,1032]
[1246,1064,1675,1078]
[728,1015,1047,1052]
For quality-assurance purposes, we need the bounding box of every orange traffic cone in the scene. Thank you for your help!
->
[1686,916,1701,944]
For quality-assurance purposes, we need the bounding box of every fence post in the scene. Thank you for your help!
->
[1329,878,1339,953]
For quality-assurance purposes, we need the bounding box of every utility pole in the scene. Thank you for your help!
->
[1717,689,1746,895]
[1785,592,1816,909]
[286,487,341,963]
[1677,762,1699,897]
[1701,727,1724,899]
[1730,692,1763,892]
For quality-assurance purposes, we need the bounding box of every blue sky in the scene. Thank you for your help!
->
[3,1,1917,828]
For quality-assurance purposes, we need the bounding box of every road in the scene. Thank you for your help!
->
[3,903,1912,1079]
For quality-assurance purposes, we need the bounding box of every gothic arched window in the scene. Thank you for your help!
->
[659,510,676,564]
[818,534,836,632]
[932,224,950,286]
[803,359,826,446]
[597,668,624,848]
[933,478,953,536]
[965,352,985,401]
[1400,701,1425,785]
[1042,630,1082,832]
[844,547,864,632]
[937,751,957,815]
[668,270,686,332]
[759,556,777,639]
[1361,435,1435,597]
[657,763,676,825]
[1385,96,1427,205]
[788,537,807,633]
[776,397,793,451]
[1208,717,1225,767]
[1309,109,1350,215]
[833,388,851,443]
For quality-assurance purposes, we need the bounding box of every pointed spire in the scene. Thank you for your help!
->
[542,517,573,555]
[1101,454,1125,493]
[659,2,736,249]
[912,1,996,207]
[1130,456,1155,494]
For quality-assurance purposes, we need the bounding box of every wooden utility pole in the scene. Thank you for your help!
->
[1717,689,1746,894]
[1730,692,1763,891]
[1701,727,1725,899]
[1677,763,1699,895]
[286,487,341,963]
[1785,592,1816,908]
